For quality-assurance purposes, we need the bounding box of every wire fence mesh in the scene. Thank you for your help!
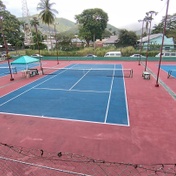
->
[0,142,176,176]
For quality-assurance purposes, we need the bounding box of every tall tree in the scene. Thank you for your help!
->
[118,29,137,47]
[30,17,40,53]
[152,13,176,42]
[37,0,58,49]
[75,8,108,47]
[0,10,24,49]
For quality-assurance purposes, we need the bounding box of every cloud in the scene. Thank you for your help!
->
[2,0,176,29]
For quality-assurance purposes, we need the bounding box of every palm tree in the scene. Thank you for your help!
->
[30,17,40,54]
[37,0,58,50]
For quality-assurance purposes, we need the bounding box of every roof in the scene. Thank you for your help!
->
[71,38,85,43]
[103,36,119,44]
[11,55,39,65]
[138,33,163,42]
[138,33,175,45]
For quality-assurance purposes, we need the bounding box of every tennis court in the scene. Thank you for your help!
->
[160,64,176,78]
[0,62,39,78]
[0,63,17,77]
[0,63,131,126]
[1,59,176,173]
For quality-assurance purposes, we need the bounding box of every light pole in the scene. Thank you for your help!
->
[138,17,146,65]
[0,16,14,81]
[155,0,170,87]
[144,11,157,72]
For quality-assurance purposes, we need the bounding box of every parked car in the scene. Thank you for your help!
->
[104,51,121,57]
[85,54,97,58]
[31,54,43,58]
[1,51,6,57]
[130,54,145,58]
[155,52,176,57]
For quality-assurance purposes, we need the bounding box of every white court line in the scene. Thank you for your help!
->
[69,69,92,91]
[34,87,109,94]
[104,65,115,123]
[0,112,130,127]
[0,64,80,106]
[0,69,69,107]
[122,66,130,126]
[0,86,37,107]
[0,64,130,126]
[0,64,88,106]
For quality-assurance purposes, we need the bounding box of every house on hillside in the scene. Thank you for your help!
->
[103,36,119,47]
[138,33,175,51]
[71,38,85,47]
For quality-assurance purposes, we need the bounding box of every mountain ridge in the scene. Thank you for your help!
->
[18,15,141,36]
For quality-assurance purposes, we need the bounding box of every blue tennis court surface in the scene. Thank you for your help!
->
[0,63,16,77]
[0,64,130,126]
[160,64,176,78]
[0,62,39,77]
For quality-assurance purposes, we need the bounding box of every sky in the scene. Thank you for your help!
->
[2,0,176,29]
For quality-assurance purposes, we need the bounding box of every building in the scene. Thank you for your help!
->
[138,33,175,51]
[103,36,119,47]
[71,38,85,47]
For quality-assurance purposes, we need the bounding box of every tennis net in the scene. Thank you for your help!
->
[42,67,133,78]
[168,69,176,78]
[0,66,17,74]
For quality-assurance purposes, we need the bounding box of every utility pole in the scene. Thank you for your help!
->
[144,11,157,71]
[138,17,147,65]
[155,0,170,87]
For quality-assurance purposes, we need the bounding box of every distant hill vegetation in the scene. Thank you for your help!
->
[18,15,121,36]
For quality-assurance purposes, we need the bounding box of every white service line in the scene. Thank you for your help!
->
[0,64,80,106]
[34,87,109,94]
[69,69,92,91]
[104,65,115,123]
[0,69,67,107]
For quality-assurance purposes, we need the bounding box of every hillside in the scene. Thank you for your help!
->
[18,15,75,33]
[18,15,120,36]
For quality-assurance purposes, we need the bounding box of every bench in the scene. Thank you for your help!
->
[142,71,151,79]
[22,69,39,78]
[0,57,5,62]
[28,68,39,77]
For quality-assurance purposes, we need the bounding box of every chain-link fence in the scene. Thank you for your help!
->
[0,142,175,176]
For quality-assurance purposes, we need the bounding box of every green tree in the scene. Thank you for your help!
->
[118,29,137,47]
[37,0,58,49]
[56,35,71,51]
[152,13,176,42]
[30,17,41,53]
[0,10,24,49]
[152,23,163,34]
[75,8,108,47]
[102,29,113,38]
